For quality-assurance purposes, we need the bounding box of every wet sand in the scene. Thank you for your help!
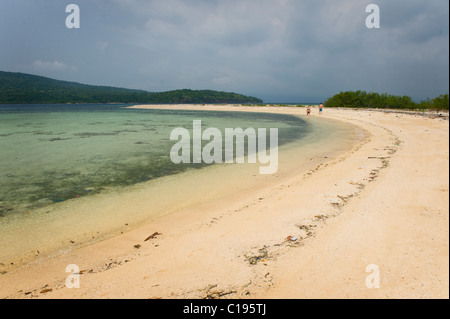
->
[0,105,448,299]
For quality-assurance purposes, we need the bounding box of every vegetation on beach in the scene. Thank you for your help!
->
[0,71,263,105]
[324,91,449,111]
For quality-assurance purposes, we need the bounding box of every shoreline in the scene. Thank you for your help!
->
[0,105,356,273]
[0,105,448,299]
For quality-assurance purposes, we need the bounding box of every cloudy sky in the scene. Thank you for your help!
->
[0,0,448,103]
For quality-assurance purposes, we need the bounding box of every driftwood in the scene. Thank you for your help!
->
[144,232,161,241]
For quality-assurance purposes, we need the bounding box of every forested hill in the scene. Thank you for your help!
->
[0,71,263,104]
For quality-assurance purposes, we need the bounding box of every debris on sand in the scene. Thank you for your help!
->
[145,232,161,241]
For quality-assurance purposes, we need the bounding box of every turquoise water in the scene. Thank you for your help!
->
[0,104,308,217]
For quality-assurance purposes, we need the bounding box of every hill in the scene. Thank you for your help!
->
[0,71,263,104]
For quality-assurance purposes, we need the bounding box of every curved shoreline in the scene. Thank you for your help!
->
[0,105,448,299]
[0,105,355,272]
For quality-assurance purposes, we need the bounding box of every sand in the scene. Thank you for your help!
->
[0,105,448,299]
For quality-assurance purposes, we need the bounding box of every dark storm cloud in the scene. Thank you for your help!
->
[0,0,448,102]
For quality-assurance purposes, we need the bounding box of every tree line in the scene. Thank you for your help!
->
[324,91,449,111]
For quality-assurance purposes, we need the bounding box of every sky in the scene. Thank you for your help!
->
[0,0,448,103]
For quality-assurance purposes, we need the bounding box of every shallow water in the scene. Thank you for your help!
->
[0,104,307,216]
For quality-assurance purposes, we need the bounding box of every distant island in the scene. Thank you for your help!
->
[0,71,263,105]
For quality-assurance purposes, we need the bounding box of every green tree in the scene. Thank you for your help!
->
[325,91,448,110]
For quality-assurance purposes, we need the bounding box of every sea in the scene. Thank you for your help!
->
[0,104,362,269]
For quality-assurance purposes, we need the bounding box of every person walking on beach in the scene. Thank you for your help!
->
[306,106,311,117]
[319,103,323,115]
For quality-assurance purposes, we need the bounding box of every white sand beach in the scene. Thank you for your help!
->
[0,105,448,299]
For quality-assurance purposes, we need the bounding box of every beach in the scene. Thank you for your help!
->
[0,105,448,299]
